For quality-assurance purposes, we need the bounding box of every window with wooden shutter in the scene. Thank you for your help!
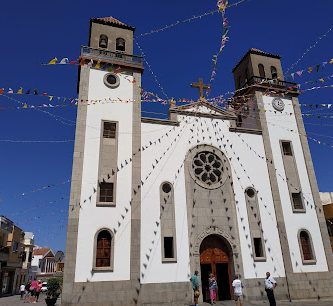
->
[96,230,112,267]
[300,231,314,261]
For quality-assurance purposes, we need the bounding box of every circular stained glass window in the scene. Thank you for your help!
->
[192,151,223,186]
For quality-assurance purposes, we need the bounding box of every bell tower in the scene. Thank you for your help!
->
[231,49,333,300]
[63,16,144,306]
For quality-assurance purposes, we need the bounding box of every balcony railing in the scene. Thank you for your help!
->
[241,76,298,92]
[81,46,143,67]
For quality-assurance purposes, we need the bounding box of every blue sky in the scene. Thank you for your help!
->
[0,0,332,251]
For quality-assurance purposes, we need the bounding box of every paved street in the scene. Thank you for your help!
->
[0,295,333,306]
[0,294,60,306]
[202,300,333,306]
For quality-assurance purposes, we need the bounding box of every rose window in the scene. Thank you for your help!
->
[192,152,223,185]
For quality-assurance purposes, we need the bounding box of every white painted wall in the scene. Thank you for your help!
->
[31,254,42,274]
[263,95,328,273]
[140,105,285,282]
[75,68,134,282]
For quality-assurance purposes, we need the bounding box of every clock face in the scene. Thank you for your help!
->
[272,98,285,111]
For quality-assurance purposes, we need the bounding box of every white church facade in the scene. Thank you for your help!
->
[62,17,333,305]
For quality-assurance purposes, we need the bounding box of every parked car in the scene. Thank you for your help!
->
[41,282,48,292]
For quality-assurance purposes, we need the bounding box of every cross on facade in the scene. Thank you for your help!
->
[191,78,210,99]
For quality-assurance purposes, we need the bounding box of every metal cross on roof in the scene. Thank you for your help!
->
[191,78,210,99]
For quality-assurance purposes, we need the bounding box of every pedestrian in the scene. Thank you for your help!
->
[264,272,277,306]
[190,270,200,306]
[30,278,39,303]
[232,275,243,306]
[35,280,42,302]
[20,284,26,300]
[24,281,31,303]
[208,273,217,304]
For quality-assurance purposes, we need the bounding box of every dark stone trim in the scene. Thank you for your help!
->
[229,127,262,135]
[131,72,142,283]
[170,109,236,120]
[171,100,237,118]
[141,117,179,126]
[79,55,144,72]
[234,85,300,99]
[62,66,90,303]
[184,144,245,303]
[61,280,191,306]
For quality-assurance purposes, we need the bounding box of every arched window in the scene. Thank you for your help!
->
[95,230,112,268]
[299,230,315,262]
[116,37,126,52]
[99,35,108,49]
[271,66,278,80]
[258,64,265,78]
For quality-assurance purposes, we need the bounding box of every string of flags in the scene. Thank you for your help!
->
[134,0,247,39]
[135,40,169,99]
[288,57,333,80]
[285,25,333,75]
[209,0,230,84]
[300,103,333,109]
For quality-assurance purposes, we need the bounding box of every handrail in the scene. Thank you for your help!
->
[81,46,143,66]
[244,76,298,91]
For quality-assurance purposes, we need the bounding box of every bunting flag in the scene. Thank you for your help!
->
[134,0,246,39]
[285,25,333,75]
[48,57,58,65]
[288,56,333,79]
[209,0,230,86]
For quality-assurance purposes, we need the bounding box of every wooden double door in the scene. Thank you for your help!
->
[200,235,232,302]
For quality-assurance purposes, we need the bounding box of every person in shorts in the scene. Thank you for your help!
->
[232,274,243,306]
[190,270,200,306]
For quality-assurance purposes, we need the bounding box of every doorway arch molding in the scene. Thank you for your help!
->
[193,226,236,256]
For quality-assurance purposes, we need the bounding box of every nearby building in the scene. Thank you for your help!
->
[31,248,56,279]
[0,216,25,296]
[63,16,333,306]
[320,192,333,251]
[22,232,34,282]
[30,248,65,280]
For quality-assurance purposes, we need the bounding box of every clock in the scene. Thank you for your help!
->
[272,98,285,111]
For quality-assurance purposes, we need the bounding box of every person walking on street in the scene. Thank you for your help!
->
[35,280,42,302]
[20,284,26,300]
[232,275,243,306]
[190,270,200,306]
[265,272,277,306]
[208,273,217,304]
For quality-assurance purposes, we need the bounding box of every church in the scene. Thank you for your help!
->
[62,16,333,305]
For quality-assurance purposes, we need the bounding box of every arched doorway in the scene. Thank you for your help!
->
[200,235,233,302]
